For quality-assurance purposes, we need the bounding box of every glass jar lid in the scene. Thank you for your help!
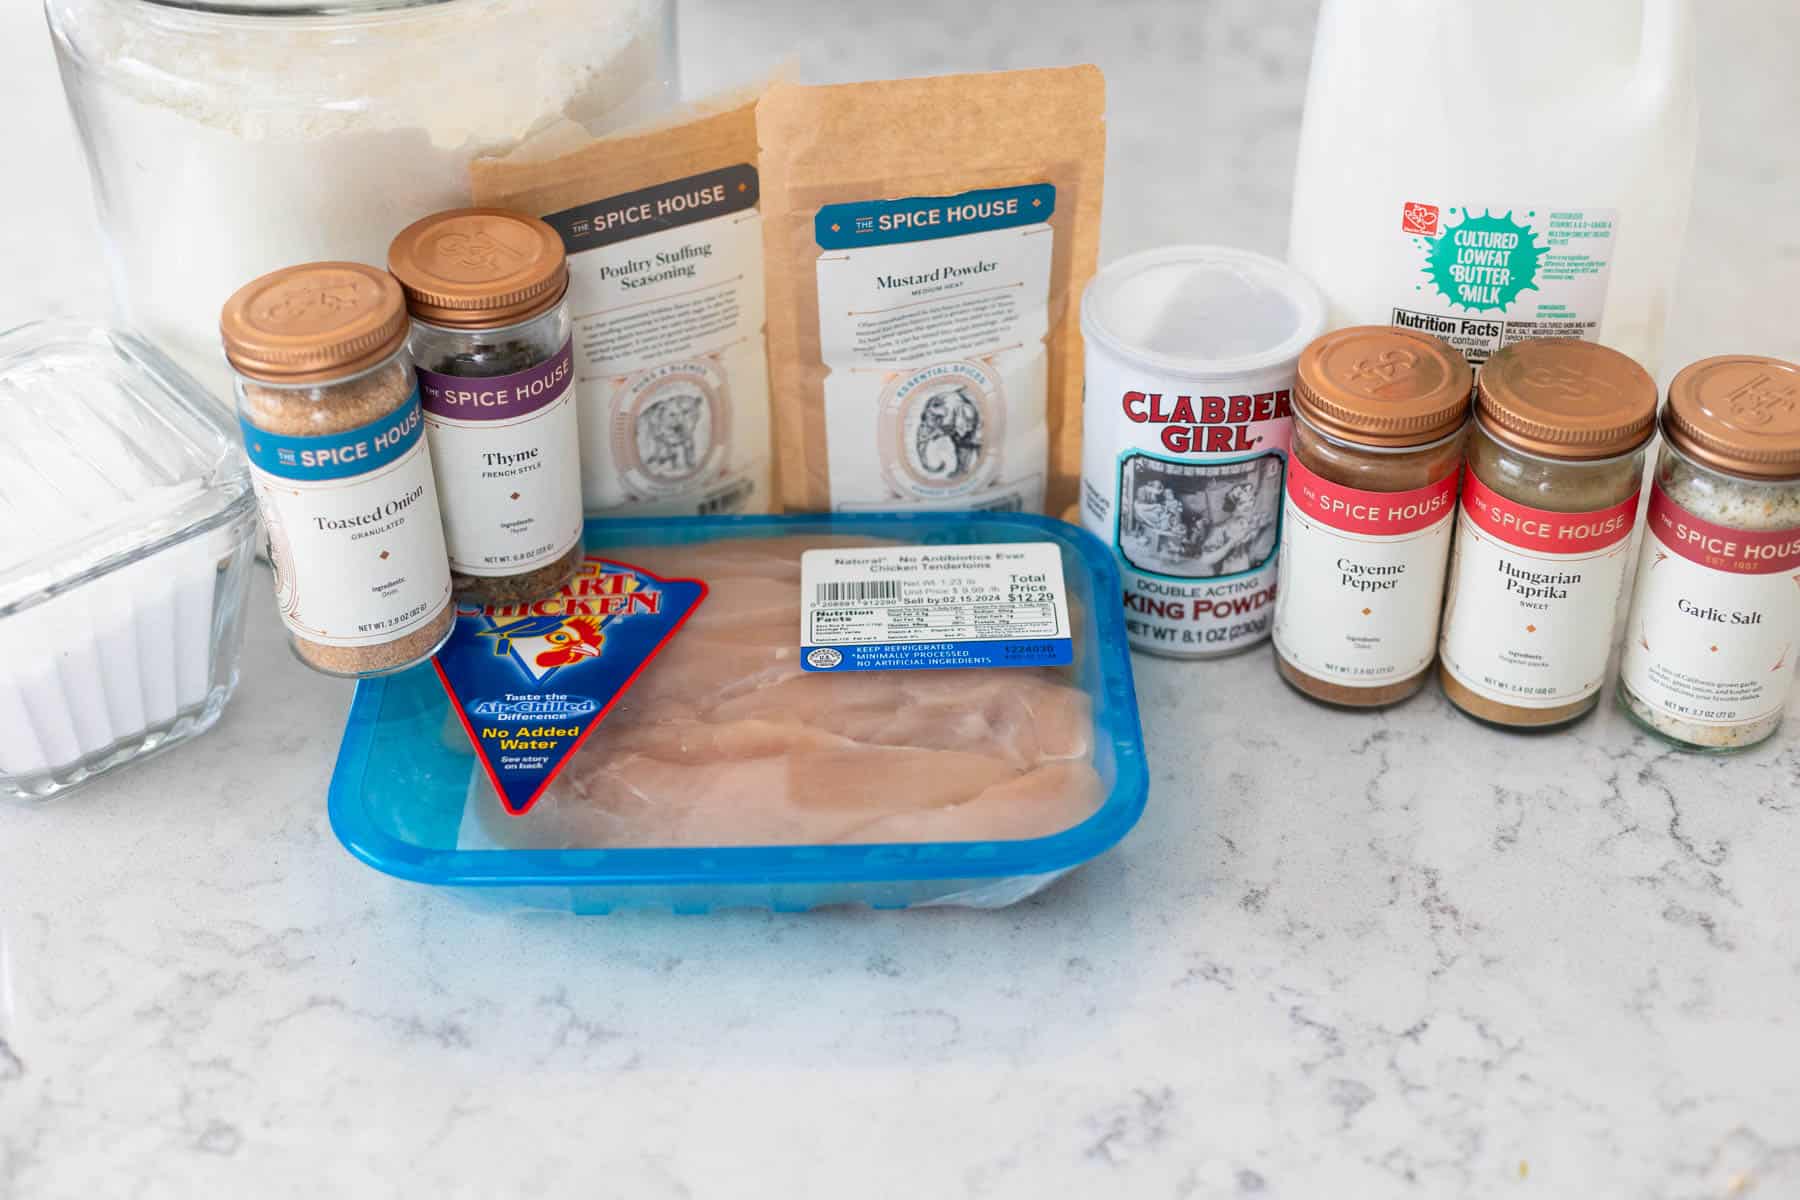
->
[1476,339,1657,460]
[1294,325,1471,447]
[220,262,410,384]
[1662,355,1800,480]
[0,322,253,612]
[388,208,570,329]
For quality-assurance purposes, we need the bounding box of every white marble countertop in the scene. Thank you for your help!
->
[3,2,1799,1197]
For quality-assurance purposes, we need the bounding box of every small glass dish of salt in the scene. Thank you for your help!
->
[0,322,258,800]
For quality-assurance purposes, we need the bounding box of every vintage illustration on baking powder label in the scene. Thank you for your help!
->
[435,556,708,814]
[1385,202,1618,366]
[543,163,769,517]
[814,183,1055,513]
[1439,470,1639,707]
[1078,375,1296,657]
[1273,455,1458,687]
[241,394,451,647]
[800,542,1073,672]
[1620,487,1800,729]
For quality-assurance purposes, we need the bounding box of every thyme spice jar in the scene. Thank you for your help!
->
[389,208,585,606]
[222,262,454,678]
[1617,356,1800,752]
[1438,339,1657,728]
[1273,327,1471,707]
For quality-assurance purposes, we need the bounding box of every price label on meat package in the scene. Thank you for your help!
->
[800,542,1073,672]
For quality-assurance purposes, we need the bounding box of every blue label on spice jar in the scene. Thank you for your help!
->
[240,391,427,482]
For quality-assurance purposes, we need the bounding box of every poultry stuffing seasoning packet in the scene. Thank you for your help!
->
[471,95,773,518]
[757,67,1106,518]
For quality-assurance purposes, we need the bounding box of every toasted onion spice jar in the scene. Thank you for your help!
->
[389,208,585,606]
[1273,326,1472,707]
[1438,339,1657,727]
[222,262,454,677]
[1617,356,1800,752]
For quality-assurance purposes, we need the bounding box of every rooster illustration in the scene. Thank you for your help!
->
[481,613,607,669]
[535,616,606,668]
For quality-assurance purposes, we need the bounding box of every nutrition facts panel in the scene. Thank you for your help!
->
[799,541,1074,672]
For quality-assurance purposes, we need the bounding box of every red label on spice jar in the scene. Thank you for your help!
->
[1645,486,1800,575]
[1285,454,1458,537]
[1459,468,1639,556]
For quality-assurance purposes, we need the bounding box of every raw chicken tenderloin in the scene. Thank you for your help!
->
[475,536,1105,849]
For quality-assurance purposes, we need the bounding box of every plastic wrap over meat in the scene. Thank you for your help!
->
[465,537,1107,850]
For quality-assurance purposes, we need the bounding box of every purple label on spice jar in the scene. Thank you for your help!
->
[417,338,574,422]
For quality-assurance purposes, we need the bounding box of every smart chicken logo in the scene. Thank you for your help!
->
[432,554,708,815]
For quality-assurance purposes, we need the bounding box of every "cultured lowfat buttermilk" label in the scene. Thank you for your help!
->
[813,184,1055,513]
[1385,201,1618,366]
[541,164,770,517]
[241,394,451,647]
[1619,487,1800,729]
[1439,470,1639,707]
[1273,456,1458,687]
[1080,375,1293,657]
[418,340,584,577]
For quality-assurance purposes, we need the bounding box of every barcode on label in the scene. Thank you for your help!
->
[815,580,902,605]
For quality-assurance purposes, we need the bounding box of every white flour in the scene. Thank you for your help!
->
[50,0,673,399]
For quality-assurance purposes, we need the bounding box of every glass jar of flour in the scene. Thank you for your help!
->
[46,0,677,402]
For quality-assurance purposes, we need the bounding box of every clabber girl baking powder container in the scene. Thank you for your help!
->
[1079,246,1327,657]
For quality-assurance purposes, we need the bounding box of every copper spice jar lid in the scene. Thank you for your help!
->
[387,208,569,329]
[1294,325,1472,447]
[1661,355,1800,480]
[1476,339,1657,460]
[220,262,411,384]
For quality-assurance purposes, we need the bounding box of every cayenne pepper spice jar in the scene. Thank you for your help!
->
[1617,355,1800,752]
[1438,339,1657,728]
[1273,326,1471,707]
[222,262,454,677]
[388,208,585,606]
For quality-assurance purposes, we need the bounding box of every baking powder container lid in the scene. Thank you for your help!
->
[388,208,569,329]
[1295,325,1472,447]
[1476,339,1658,460]
[1080,245,1327,380]
[1661,355,1800,480]
[220,262,411,384]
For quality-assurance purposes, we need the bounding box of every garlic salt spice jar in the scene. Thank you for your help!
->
[222,262,455,678]
[1438,339,1657,728]
[389,208,585,606]
[1617,356,1800,752]
[1273,327,1471,707]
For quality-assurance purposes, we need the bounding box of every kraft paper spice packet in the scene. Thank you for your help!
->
[470,94,775,519]
[756,66,1106,517]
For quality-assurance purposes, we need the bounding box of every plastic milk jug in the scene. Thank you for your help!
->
[1287,0,1696,375]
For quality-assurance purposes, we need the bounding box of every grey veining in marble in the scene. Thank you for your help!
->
[2,1,1798,1197]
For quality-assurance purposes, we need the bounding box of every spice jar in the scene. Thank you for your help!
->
[1617,356,1800,752]
[223,262,454,677]
[1438,339,1657,727]
[1273,327,1471,707]
[389,209,586,606]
